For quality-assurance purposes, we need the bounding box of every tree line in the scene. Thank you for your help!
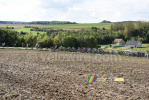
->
[0,21,77,25]
[29,21,77,25]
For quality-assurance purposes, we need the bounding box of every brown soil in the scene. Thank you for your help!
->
[0,49,149,100]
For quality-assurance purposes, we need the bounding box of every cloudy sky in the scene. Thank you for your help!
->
[0,0,149,23]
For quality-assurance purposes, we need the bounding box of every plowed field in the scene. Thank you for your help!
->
[0,49,149,99]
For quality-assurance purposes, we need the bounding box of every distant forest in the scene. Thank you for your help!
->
[0,21,77,25]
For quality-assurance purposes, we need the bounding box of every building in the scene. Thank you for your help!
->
[125,40,142,48]
[113,39,125,45]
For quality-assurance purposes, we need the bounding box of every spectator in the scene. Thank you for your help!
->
[26,44,28,48]
[2,43,5,47]
[22,43,25,47]
[36,44,39,49]
[147,53,149,58]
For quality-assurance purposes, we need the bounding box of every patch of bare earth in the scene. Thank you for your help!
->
[0,49,149,99]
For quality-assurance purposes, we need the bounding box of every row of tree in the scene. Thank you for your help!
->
[0,28,98,48]
[0,21,77,25]
[29,21,77,25]
[0,27,14,29]
[110,21,149,42]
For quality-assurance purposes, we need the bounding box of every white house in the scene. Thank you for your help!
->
[125,40,142,48]
[113,39,125,45]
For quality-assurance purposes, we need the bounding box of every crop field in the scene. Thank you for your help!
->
[0,23,111,34]
[0,49,149,99]
[0,23,111,29]
[37,23,111,29]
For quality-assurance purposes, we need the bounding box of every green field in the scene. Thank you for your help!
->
[101,44,149,53]
[0,23,111,29]
[130,44,149,52]
[0,23,111,34]
[37,23,111,29]
[16,28,46,35]
[101,44,129,49]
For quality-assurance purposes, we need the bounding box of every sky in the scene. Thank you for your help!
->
[0,0,149,23]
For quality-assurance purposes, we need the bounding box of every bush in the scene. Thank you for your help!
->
[38,35,54,48]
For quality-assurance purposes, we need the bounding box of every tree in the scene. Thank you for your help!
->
[86,37,98,48]
[63,36,78,47]
[25,34,37,47]
[124,22,134,36]
[53,35,62,46]
[38,35,53,47]
[101,20,111,23]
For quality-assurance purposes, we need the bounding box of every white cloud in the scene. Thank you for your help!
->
[0,0,149,22]
[65,0,149,22]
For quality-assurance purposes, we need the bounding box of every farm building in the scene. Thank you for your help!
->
[113,39,125,45]
[125,40,142,48]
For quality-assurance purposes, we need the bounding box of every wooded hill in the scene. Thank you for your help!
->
[0,21,77,25]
